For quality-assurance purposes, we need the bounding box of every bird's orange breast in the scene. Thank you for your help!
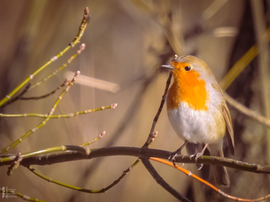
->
[167,63,208,111]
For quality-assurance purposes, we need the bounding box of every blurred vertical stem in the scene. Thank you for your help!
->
[251,0,270,166]
[154,0,184,55]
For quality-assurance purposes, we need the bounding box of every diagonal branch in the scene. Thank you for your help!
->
[224,93,270,128]
[151,157,270,202]
[141,156,191,202]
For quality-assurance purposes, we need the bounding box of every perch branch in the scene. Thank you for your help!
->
[1,147,270,174]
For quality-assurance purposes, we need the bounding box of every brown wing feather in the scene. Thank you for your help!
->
[222,102,235,155]
[212,83,235,155]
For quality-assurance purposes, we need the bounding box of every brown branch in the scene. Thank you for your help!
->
[0,83,31,108]
[1,147,270,174]
[19,80,68,100]
[2,146,270,201]
[95,158,141,193]
[141,156,191,202]
[1,80,67,108]
[151,157,270,202]
[143,72,172,148]
[7,153,23,176]
[224,93,270,128]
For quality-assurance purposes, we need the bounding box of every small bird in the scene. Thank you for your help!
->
[162,55,234,186]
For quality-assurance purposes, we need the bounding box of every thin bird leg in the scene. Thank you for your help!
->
[168,140,188,167]
[190,143,208,160]
[190,143,209,170]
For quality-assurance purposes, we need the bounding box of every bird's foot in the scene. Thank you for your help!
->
[190,152,203,161]
[168,151,179,167]
[190,152,204,170]
[197,163,203,170]
[168,141,188,167]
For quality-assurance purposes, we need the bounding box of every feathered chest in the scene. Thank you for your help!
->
[167,73,209,111]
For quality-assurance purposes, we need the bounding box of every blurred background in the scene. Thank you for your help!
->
[0,0,270,201]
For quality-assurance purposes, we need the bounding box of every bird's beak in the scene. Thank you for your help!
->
[161,64,174,70]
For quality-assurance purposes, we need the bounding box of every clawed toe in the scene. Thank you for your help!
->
[168,152,178,167]
[190,152,204,170]
[190,152,203,161]
[197,163,203,170]
[168,153,177,161]
[168,141,188,167]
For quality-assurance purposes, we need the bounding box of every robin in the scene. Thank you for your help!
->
[162,55,234,186]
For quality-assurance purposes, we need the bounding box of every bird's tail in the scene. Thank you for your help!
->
[209,144,230,187]
[186,142,230,186]
[213,163,230,186]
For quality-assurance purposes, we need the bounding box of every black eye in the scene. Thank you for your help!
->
[184,66,192,71]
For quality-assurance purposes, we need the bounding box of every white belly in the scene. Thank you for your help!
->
[167,102,225,144]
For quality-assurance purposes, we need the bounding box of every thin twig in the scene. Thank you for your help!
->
[81,131,106,147]
[30,44,86,90]
[0,7,90,107]
[19,80,68,100]
[141,156,191,202]
[0,43,86,108]
[7,190,46,202]
[0,83,31,108]
[74,71,170,194]
[151,157,270,202]
[89,131,158,193]
[2,79,68,108]
[224,93,270,128]
[28,166,99,193]
[0,72,80,154]
[27,157,141,194]
[143,72,172,148]
[0,103,117,119]
[97,159,141,193]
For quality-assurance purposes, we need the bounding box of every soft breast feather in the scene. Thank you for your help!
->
[167,102,225,144]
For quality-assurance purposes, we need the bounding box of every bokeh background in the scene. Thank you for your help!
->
[0,0,270,201]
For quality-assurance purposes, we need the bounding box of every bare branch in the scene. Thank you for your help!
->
[225,93,270,128]
[141,156,191,202]
[151,157,270,202]
[143,72,172,148]
[1,147,269,174]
